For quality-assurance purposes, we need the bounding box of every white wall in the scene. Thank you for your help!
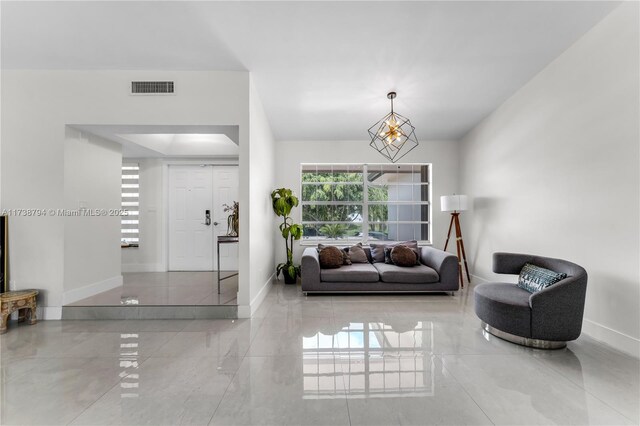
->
[459,3,639,356]
[239,77,277,316]
[121,158,164,273]
[275,139,460,264]
[63,128,122,302]
[1,70,250,316]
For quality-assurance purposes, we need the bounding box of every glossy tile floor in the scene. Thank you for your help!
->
[67,272,238,306]
[2,280,639,425]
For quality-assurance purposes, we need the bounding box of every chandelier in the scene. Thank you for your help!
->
[368,92,419,163]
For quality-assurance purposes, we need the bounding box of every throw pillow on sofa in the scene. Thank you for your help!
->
[391,245,419,267]
[371,240,418,263]
[384,245,420,266]
[517,263,567,293]
[318,245,348,268]
[348,243,369,263]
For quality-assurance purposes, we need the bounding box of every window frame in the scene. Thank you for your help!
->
[299,163,432,246]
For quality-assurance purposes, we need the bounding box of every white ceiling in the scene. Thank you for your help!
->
[2,1,620,140]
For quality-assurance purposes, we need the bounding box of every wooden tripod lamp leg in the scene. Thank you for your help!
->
[450,213,463,289]
[444,214,455,251]
[454,214,471,283]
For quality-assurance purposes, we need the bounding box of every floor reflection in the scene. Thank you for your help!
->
[119,333,139,398]
[303,321,434,398]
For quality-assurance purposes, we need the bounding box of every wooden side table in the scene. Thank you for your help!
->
[0,289,39,334]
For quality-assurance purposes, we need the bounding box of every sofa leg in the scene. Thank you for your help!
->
[480,321,566,349]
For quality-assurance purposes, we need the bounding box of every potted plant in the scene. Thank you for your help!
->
[271,188,303,284]
[223,201,239,236]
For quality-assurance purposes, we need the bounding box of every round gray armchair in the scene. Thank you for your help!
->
[474,252,588,349]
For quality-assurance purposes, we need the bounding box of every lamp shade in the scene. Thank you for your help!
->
[441,195,468,212]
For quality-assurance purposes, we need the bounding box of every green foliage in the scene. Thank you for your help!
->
[318,224,348,239]
[301,171,390,239]
[271,188,299,218]
[271,188,302,281]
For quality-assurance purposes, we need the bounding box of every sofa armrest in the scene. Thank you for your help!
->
[420,246,459,289]
[301,247,322,292]
[529,272,588,341]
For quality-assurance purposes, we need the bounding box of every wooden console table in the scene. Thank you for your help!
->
[1,289,38,334]
[217,235,239,294]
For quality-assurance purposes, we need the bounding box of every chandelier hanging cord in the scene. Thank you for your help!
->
[388,91,396,113]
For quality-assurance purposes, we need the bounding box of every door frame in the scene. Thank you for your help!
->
[161,159,239,272]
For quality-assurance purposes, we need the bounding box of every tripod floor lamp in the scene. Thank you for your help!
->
[441,195,470,288]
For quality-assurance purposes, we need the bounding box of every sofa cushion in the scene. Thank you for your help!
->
[370,240,418,263]
[373,263,439,284]
[321,263,380,283]
[474,283,532,337]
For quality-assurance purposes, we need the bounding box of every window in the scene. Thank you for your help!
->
[301,163,431,244]
[121,163,140,247]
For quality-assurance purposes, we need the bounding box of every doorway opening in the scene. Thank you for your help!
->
[62,124,241,317]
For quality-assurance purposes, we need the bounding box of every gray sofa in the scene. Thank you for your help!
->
[474,252,588,349]
[301,246,459,293]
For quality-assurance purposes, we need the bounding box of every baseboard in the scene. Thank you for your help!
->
[62,275,123,305]
[238,273,274,319]
[470,273,490,283]
[582,319,640,358]
[122,263,165,273]
[36,306,62,320]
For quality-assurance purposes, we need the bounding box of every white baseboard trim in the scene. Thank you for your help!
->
[470,273,490,283]
[37,306,62,320]
[471,273,639,358]
[582,319,640,358]
[122,263,165,273]
[238,273,275,319]
[62,275,123,305]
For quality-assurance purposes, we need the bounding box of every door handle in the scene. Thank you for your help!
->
[213,221,219,226]
[204,209,212,226]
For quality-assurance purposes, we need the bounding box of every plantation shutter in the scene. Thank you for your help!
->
[121,163,140,247]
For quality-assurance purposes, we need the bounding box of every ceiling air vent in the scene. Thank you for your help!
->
[131,81,175,95]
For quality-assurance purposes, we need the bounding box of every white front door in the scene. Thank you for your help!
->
[168,165,214,271]
[212,166,239,271]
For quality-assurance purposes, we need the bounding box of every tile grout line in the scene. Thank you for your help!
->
[207,295,274,425]
[435,354,496,426]
[64,355,151,425]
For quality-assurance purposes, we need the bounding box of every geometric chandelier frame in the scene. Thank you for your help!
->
[368,91,419,163]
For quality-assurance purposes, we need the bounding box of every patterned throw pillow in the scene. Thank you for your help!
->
[384,245,420,266]
[348,243,369,263]
[517,263,567,293]
[318,245,348,268]
[390,245,418,267]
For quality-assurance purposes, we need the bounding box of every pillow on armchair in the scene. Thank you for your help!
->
[517,263,567,293]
